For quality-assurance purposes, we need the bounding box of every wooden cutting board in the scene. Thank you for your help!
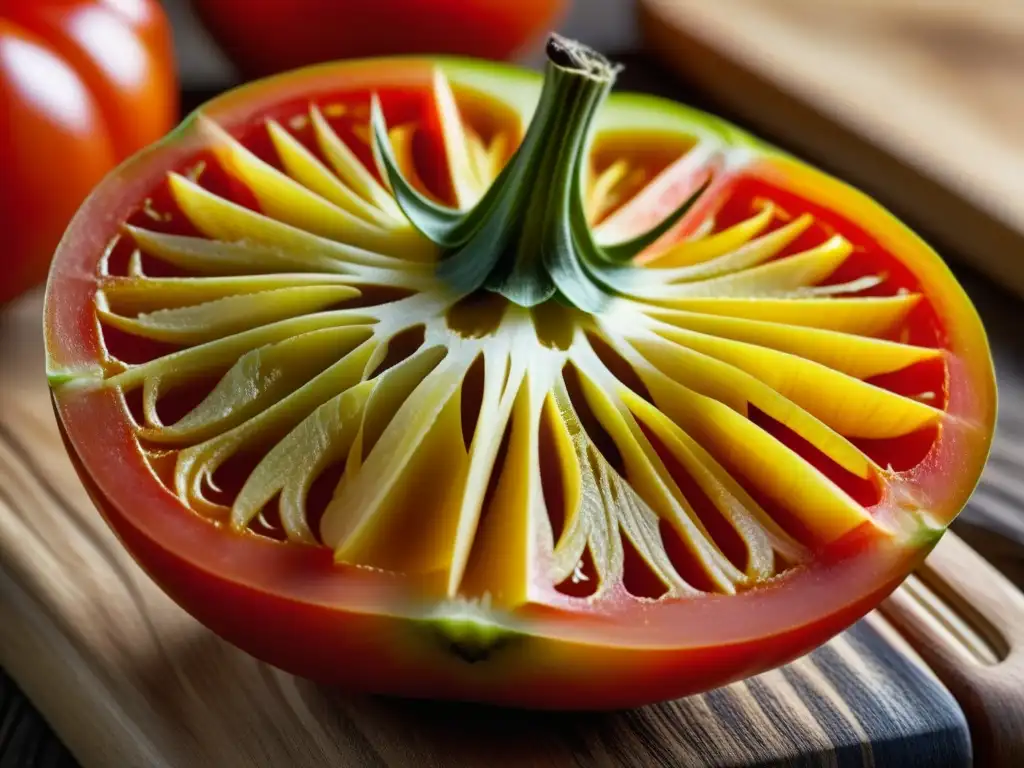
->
[0,287,1022,768]
[638,0,1024,298]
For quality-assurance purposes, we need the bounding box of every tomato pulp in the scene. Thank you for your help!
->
[0,0,177,304]
[44,41,996,710]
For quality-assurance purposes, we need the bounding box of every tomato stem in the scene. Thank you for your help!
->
[371,34,708,313]
[483,35,619,307]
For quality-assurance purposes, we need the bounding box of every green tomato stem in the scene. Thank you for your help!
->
[482,35,618,306]
[371,34,706,313]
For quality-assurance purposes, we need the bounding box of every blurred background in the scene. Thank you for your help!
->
[163,0,639,88]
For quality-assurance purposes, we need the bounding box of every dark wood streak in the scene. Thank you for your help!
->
[842,625,972,766]
[0,672,76,768]
[778,666,868,768]
[742,679,826,768]
[611,704,705,767]
[810,625,971,767]
[701,687,778,764]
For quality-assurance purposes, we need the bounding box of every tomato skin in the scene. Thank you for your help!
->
[0,0,176,304]
[43,54,996,709]
[189,0,567,78]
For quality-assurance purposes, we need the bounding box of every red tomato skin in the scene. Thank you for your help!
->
[0,0,175,304]
[189,0,568,78]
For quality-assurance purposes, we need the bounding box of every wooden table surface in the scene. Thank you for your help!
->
[3,52,1024,767]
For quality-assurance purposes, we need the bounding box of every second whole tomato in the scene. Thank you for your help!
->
[189,0,568,78]
[0,0,177,304]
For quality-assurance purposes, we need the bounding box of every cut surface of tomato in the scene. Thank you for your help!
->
[44,36,995,710]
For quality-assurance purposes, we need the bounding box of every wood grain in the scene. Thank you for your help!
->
[881,534,1024,766]
[0,289,976,767]
[638,0,1024,298]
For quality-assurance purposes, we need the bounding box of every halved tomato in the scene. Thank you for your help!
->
[44,35,996,710]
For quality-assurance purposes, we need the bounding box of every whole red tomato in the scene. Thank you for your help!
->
[0,0,177,304]
[190,0,568,78]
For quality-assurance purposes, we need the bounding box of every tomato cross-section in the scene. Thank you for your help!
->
[44,38,995,710]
